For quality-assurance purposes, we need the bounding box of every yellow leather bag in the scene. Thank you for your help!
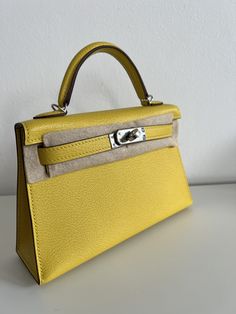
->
[15,42,192,284]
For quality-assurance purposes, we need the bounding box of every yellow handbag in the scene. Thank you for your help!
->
[15,42,192,284]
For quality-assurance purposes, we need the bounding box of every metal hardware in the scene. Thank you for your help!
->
[141,94,165,107]
[120,128,139,142]
[141,94,154,105]
[109,127,146,148]
[141,94,163,106]
[51,103,68,115]
[147,94,153,103]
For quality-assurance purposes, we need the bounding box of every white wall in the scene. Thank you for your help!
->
[0,0,236,195]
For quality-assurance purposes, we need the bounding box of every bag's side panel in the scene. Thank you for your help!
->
[15,125,39,283]
[27,146,192,284]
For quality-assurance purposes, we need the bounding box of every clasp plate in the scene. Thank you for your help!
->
[109,127,146,148]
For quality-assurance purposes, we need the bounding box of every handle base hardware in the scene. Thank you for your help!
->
[51,103,68,114]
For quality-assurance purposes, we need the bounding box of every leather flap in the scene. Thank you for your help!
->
[19,104,181,145]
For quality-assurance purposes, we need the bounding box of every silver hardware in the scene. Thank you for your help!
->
[51,103,68,115]
[141,94,163,106]
[141,94,163,105]
[147,94,153,103]
[109,127,146,148]
[120,128,139,142]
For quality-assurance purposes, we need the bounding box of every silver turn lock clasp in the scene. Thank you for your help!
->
[109,127,146,148]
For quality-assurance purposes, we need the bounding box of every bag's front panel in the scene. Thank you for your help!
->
[27,146,192,284]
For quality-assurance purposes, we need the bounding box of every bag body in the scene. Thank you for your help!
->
[15,42,192,284]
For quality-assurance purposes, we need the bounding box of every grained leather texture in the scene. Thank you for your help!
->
[145,124,172,140]
[15,104,192,285]
[23,114,177,183]
[27,146,192,284]
[22,104,181,145]
[14,41,192,285]
[38,135,110,165]
[15,126,39,283]
[38,124,173,165]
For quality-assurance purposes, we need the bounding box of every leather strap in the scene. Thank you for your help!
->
[38,124,173,166]
[58,42,151,108]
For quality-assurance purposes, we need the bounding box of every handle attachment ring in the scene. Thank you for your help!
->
[51,103,68,114]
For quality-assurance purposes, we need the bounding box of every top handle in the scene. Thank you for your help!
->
[57,42,154,111]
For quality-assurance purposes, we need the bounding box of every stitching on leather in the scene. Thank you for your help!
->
[42,145,110,164]
[147,134,171,141]
[16,126,41,282]
[28,185,43,283]
[22,116,177,184]
[40,136,171,165]
[41,125,171,154]
[59,44,146,104]
[42,135,108,152]
[23,113,178,145]
[40,126,172,164]
[24,122,32,145]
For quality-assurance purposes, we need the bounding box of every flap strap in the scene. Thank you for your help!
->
[38,124,173,166]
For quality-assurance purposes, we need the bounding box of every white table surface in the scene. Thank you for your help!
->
[0,184,236,314]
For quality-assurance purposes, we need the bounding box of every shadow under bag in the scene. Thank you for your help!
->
[15,42,192,284]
